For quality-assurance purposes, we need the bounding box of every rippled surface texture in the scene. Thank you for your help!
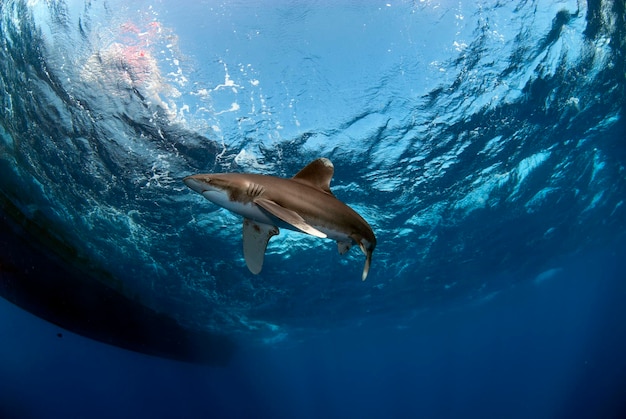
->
[1,0,624,342]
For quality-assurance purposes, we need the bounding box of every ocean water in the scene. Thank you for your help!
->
[1,0,625,418]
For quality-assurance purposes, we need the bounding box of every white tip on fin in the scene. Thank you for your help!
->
[242,218,279,274]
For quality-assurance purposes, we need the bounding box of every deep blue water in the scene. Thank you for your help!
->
[2,244,625,418]
[1,0,625,417]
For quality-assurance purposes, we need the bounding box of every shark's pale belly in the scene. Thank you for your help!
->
[202,190,276,225]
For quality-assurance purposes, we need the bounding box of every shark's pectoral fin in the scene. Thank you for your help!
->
[242,218,279,274]
[337,241,352,255]
[254,198,327,238]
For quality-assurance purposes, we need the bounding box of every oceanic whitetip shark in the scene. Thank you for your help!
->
[184,158,376,280]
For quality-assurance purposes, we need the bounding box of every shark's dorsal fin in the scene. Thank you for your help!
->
[292,158,334,195]
[242,218,279,274]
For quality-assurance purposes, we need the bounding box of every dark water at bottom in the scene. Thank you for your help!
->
[1,241,625,419]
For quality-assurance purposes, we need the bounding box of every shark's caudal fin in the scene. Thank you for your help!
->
[362,252,372,281]
[357,239,373,281]
[242,218,279,274]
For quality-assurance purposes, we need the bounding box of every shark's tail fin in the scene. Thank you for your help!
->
[362,251,372,281]
[356,238,374,281]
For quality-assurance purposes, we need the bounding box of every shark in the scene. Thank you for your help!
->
[183,158,376,280]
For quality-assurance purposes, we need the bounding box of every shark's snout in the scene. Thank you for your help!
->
[183,175,210,194]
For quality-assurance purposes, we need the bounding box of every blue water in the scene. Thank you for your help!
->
[1,0,625,417]
[2,246,625,418]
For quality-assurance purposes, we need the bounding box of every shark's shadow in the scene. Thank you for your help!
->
[0,197,235,366]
